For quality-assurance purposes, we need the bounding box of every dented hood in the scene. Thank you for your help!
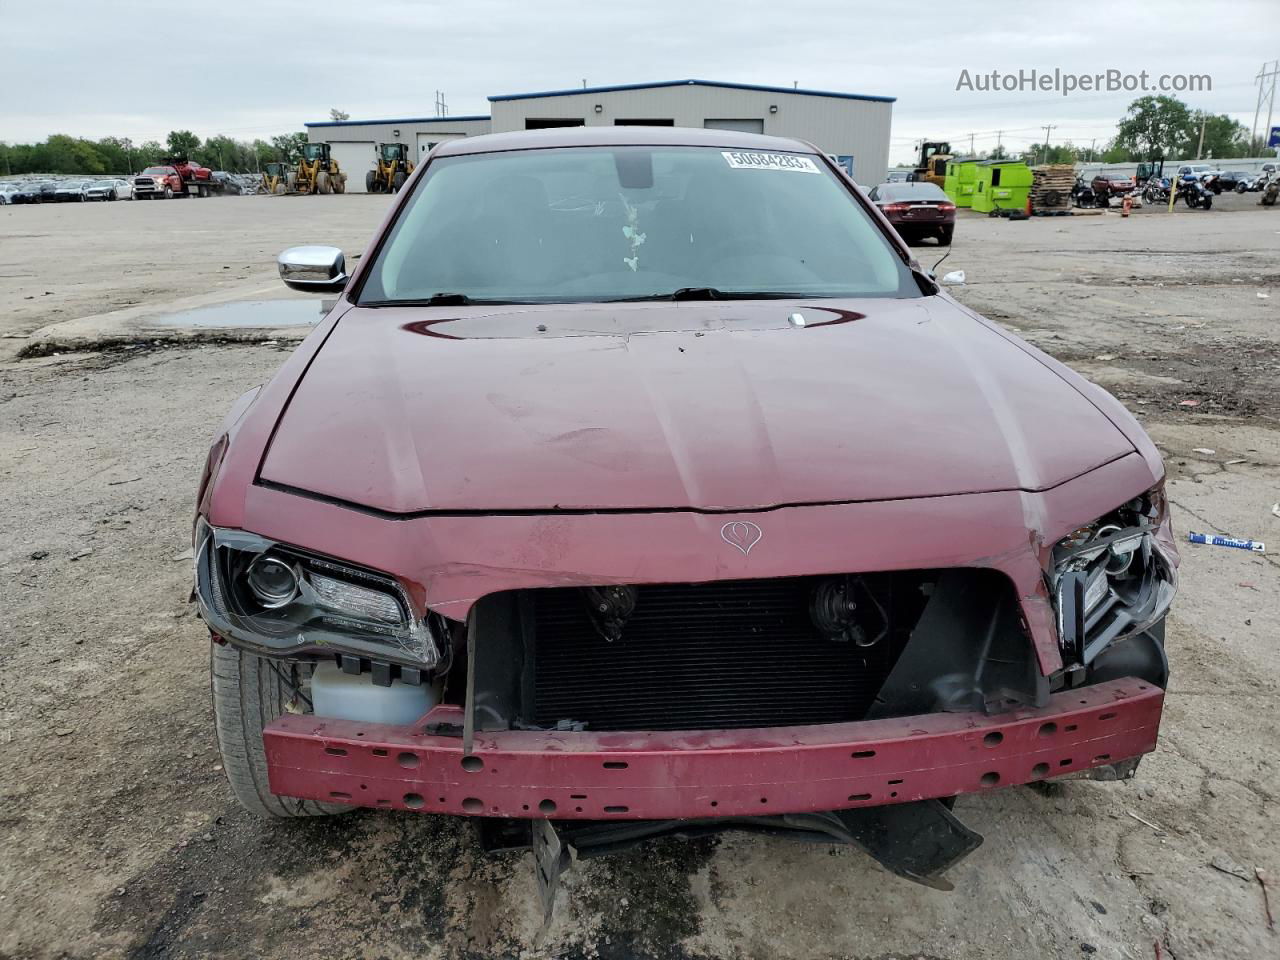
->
[259,298,1135,513]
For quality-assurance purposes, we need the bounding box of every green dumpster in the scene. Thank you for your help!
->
[944,158,980,207]
[971,160,1033,213]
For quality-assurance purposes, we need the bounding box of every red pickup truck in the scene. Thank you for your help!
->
[132,157,218,199]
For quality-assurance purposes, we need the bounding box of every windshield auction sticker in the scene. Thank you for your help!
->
[722,151,821,173]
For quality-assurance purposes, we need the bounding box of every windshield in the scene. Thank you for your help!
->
[360,145,916,304]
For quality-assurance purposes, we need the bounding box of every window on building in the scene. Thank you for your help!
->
[525,119,585,129]
[614,119,675,126]
[703,119,765,134]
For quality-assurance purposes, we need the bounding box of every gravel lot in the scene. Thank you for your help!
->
[0,195,1277,960]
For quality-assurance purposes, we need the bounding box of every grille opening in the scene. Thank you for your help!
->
[469,568,1037,733]
[527,574,926,732]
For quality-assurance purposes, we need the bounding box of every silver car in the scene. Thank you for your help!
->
[85,179,126,201]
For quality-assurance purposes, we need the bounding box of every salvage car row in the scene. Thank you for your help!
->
[1,169,265,204]
[1,178,134,203]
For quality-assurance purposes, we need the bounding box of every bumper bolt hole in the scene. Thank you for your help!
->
[462,797,483,813]
[460,755,483,773]
[1032,762,1050,778]
[983,732,1003,747]
[538,799,557,814]
[980,771,1000,786]
[1038,722,1058,738]
[397,752,420,769]
[403,793,425,809]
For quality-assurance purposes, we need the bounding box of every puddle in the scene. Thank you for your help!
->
[152,299,333,329]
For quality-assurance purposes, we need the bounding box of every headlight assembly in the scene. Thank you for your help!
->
[194,519,443,668]
[1051,486,1176,669]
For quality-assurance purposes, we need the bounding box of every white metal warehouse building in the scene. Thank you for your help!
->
[305,79,895,191]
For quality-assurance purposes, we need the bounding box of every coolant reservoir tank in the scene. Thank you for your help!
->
[310,662,436,725]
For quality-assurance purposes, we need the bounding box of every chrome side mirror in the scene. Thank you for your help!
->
[278,245,348,293]
[940,270,966,286]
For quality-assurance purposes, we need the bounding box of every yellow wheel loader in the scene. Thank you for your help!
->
[261,162,290,195]
[295,143,347,195]
[911,141,953,188]
[366,142,414,193]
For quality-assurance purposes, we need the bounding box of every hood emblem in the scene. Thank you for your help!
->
[720,520,763,556]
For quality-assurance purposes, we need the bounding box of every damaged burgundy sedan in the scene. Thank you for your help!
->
[195,127,1176,898]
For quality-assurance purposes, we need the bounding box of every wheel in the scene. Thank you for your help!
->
[273,183,286,195]
[365,170,376,193]
[333,175,345,194]
[1202,195,1212,210]
[78,193,85,201]
[1237,183,1248,194]
[937,225,954,245]
[211,642,348,818]
[163,186,173,200]
[392,171,406,193]
[315,171,331,194]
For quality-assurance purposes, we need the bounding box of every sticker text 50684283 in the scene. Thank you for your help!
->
[721,151,821,174]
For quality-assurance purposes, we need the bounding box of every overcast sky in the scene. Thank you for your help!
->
[3,0,1276,164]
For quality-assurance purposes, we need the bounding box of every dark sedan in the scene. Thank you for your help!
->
[1216,171,1255,192]
[866,181,955,245]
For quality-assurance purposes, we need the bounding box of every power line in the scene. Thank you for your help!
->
[1253,60,1279,149]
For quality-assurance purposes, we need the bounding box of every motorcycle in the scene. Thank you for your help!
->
[1072,176,1099,209]
[1260,175,1280,207]
[1141,176,1170,205]
[1177,174,1214,210]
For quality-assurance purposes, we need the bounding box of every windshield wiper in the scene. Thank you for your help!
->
[362,293,521,307]
[608,288,820,302]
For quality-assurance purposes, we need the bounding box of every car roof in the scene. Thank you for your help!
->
[434,125,816,157]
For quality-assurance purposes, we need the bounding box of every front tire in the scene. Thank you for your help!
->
[163,186,173,200]
[211,642,347,818]
[392,171,406,193]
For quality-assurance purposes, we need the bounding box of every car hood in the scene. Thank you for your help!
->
[259,298,1135,513]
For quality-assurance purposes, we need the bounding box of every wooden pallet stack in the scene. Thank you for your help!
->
[1030,164,1076,214]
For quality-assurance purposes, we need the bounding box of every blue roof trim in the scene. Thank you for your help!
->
[487,79,894,104]
[304,115,490,128]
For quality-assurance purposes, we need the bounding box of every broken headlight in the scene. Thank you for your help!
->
[1050,486,1176,668]
[194,519,442,668]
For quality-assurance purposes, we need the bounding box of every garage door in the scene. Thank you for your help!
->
[703,119,765,134]
[327,141,376,193]
[416,132,465,160]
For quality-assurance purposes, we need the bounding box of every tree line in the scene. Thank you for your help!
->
[0,130,311,177]
[956,95,1271,165]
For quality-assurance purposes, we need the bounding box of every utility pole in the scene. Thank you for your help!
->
[1195,113,1207,160]
[996,130,1003,153]
[1040,124,1056,164]
[1252,60,1279,152]
[1089,138,1096,162]
[434,91,449,117]
[968,132,975,155]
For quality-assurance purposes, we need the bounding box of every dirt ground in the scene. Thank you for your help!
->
[1,195,1277,960]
